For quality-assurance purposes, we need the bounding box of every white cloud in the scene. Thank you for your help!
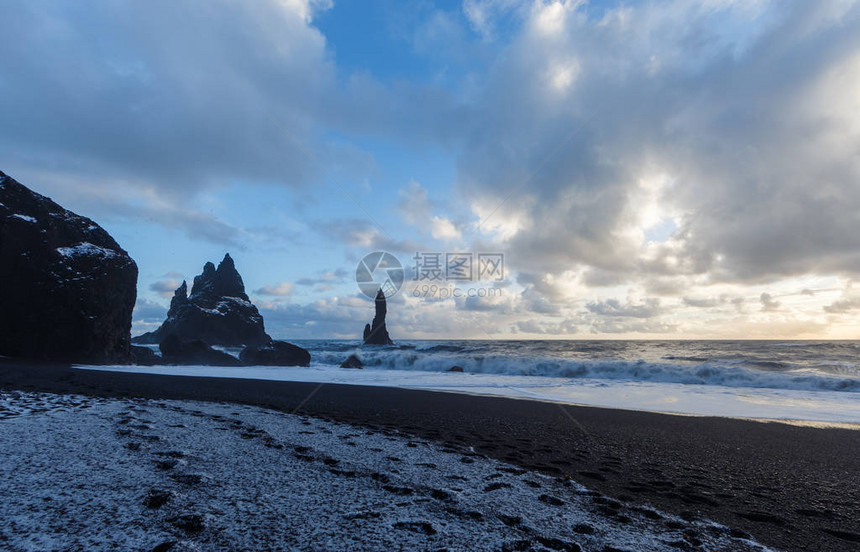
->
[462,0,526,39]
[149,279,183,298]
[457,0,860,292]
[275,0,333,22]
[530,0,581,38]
[430,216,462,241]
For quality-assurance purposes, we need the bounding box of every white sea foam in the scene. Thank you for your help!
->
[114,340,860,424]
[80,363,860,425]
[311,349,860,393]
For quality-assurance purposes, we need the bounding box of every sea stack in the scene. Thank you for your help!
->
[133,254,271,347]
[363,289,393,345]
[0,170,138,363]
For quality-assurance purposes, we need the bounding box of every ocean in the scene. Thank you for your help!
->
[109,340,860,425]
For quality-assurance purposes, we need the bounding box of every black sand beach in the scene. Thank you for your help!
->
[1,359,858,551]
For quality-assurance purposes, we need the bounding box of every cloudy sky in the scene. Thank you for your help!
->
[3,0,860,339]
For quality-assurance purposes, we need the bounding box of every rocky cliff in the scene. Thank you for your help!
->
[133,254,271,347]
[0,170,138,363]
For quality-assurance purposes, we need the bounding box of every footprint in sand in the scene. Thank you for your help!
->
[392,521,436,536]
[143,489,172,509]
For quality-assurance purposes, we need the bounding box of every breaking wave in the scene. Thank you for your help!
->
[301,341,860,393]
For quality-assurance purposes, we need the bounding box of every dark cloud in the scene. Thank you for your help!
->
[317,219,425,254]
[514,318,579,335]
[682,296,720,309]
[581,268,632,289]
[458,294,514,313]
[520,293,561,315]
[589,318,677,335]
[254,283,295,297]
[295,268,349,287]
[643,277,691,297]
[585,298,663,319]
[0,1,337,195]
[514,319,544,334]
[823,298,860,314]
[760,292,781,312]
[823,287,860,313]
[516,272,573,302]
[11,172,249,248]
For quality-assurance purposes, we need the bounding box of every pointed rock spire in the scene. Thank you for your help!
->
[363,288,393,345]
[190,262,217,299]
[188,254,248,303]
[214,253,247,299]
[169,280,188,314]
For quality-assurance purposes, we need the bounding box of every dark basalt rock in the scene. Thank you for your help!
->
[240,340,311,367]
[131,345,162,366]
[448,365,465,372]
[363,289,393,345]
[341,354,363,369]
[0,170,138,363]
[134,254,270,348]
[159,333,243,366]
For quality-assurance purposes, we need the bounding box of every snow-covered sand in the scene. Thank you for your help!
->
[0,391,771,551]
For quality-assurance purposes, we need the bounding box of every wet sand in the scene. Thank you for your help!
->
[1,359,859,551]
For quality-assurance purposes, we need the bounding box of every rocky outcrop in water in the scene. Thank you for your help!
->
[239,341,311,367]
[0,170,138,363]
[130,346,161,366]
[159,333,243,366]
[341,354,363,369]
[363,289,393,345]
[133,254,271,348]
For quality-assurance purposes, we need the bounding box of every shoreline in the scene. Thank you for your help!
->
[73,362,860,426]
[2,359,860,551]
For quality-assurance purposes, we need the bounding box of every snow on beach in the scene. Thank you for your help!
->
[0,391,770,551]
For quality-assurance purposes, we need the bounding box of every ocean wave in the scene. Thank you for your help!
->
[415,344,468,353]
[661,355,710,362]
[312,348,860,393]
[744,360,792,371]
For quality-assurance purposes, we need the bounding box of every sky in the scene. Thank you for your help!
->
[2,0,860,340]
